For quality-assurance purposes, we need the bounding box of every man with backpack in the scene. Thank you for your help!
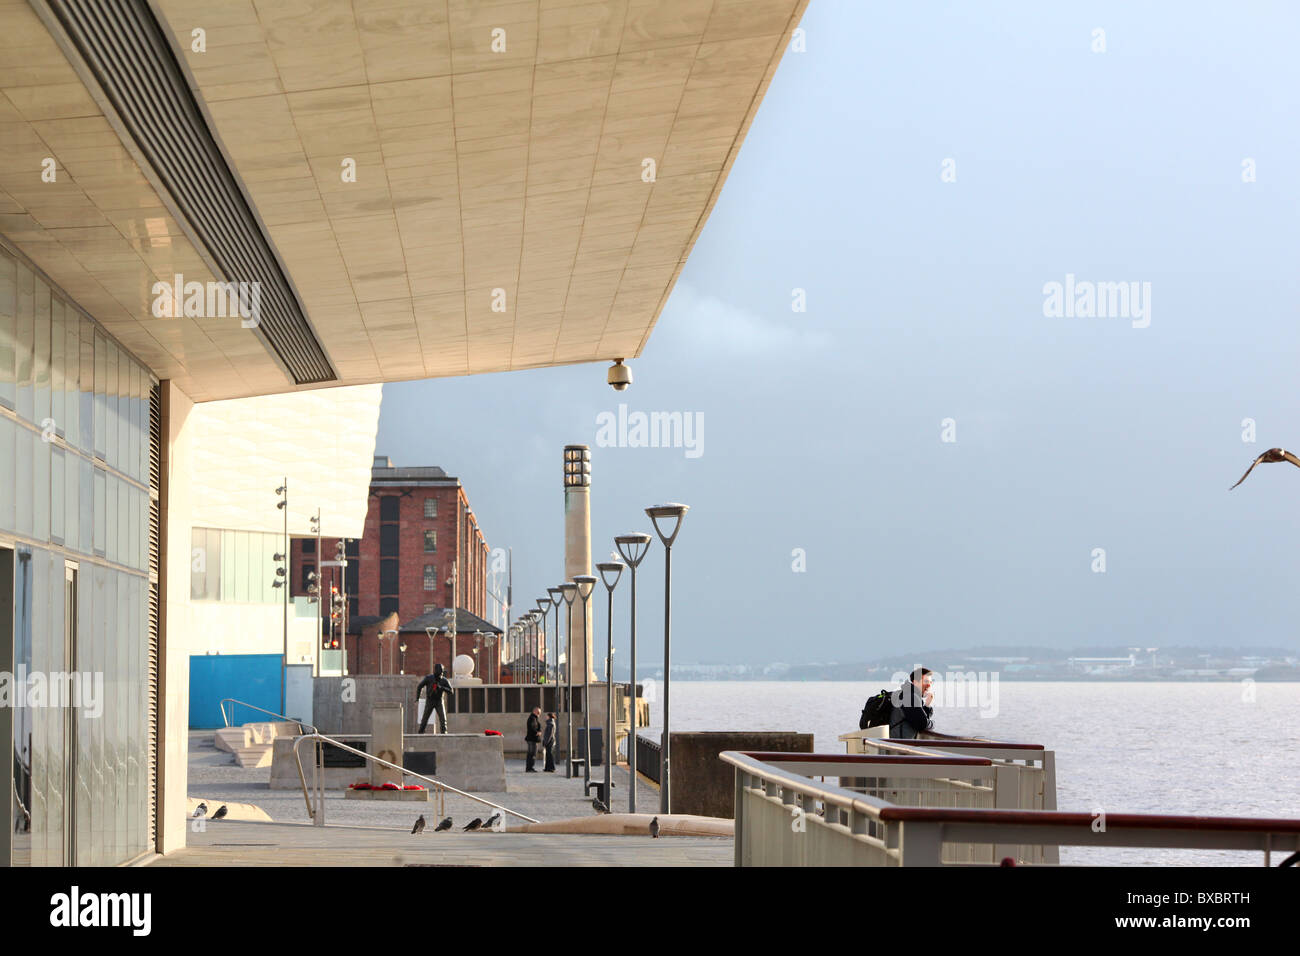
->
[889,667,935,739]
[859,666,935,738]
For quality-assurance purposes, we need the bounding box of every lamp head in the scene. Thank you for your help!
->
[547,587,563,607]
[560,581,578,605]
[614,532,653,567]
[646,503,690,547]
[536,598,550,614]
[596,561,625,591]
[574,574,597,601]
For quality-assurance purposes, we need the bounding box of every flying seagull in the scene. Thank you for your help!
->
[192,802,207,819]
[211,805,228,820]
[483,812,502,830]
[649,816,660,838]
[1230,448,1300,489]
[411,815,426,835]
[463,817,483,831]
[592,797,609,814]
[434,816,453,832]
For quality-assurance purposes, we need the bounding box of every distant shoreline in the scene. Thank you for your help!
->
[627,675,1300,683]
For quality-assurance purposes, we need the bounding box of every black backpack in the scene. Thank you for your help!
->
[859,689,894,729]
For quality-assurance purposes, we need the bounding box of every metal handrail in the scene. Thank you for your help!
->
[291,732,539,826]
[219,698,316,735]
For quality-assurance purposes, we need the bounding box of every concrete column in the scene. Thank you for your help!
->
[563,446,594,681]
[158,381,194,856]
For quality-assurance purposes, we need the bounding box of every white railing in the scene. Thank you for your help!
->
[723,750,1300,867]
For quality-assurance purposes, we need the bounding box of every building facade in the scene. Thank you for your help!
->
[291,457,491,655]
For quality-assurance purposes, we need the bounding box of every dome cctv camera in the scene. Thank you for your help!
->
[607,358,631,391]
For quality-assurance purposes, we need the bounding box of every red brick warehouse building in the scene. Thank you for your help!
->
[291,456,496,675]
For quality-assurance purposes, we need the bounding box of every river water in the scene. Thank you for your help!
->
[638,680,1300,865]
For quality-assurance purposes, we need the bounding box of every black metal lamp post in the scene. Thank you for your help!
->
[596,559,624,807]
[536,599,552,687]
[614,533,652,811]
[560,581,578,777]
[573,574,598,788]
[646,503,689,814]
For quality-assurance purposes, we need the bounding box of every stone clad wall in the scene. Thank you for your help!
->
[668,732,814,818]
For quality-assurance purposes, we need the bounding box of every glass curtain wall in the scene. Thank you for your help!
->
[0,244,155,866]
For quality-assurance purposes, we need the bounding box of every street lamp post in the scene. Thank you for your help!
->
[574,574,597,789]
[535,598,549,683]
[614,533,652,812]
[646,503,689,814]
[560,581,578,777]
[596,560,624,807]
[547,588,562,685]
[273,480,288,715]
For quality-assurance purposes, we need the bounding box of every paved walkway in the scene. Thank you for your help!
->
[166,731,730,866]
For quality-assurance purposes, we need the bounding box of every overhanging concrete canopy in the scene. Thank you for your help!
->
[0,0,808,401]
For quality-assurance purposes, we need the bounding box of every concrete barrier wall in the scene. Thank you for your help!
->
[312,676,627,756]
[667,732,814,819]
[270,732,506,792]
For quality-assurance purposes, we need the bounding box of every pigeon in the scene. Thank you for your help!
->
[192,802,207,818]
[463,817,483,831]
[649,816,660,838]
[411,815,426,835]
[483,812,502,830]
[211,805,228,820]
[592,797,609,814]
[434,816,453,832]
[1229,448,1300,489]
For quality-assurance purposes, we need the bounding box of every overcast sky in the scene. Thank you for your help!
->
[378,1,1300,665]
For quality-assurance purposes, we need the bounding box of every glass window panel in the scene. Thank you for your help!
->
[115,347,128,474]
[233,532,250,603]
[116,573,128,861]
[93,468,106,556]
[65,447,79,553]
[15,427,33,537]
[263,532,279,603]
[105,344,117,471]
[33,429,49,542]
[129,485,141,571]
[0,249,14,410]
[0,415,13,532]
[50,298,64,437]
[33,280,50,431]
[79,458,93,554]
[51,447,64,544]
[93,331,105,459]
[205,528,221,601]
[79,317,93,452]
[94,566,111,864]
[27,550,47,865]
[220,530,235,601]
[64,303,79,450]
[128,362,140,482]
[117,478,128,567]
[16,262,33,423]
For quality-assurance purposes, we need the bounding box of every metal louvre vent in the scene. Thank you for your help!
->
[47,0,337,386]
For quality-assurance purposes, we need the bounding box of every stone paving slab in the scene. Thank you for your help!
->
[151,819,732,867]
[176,731,722,866]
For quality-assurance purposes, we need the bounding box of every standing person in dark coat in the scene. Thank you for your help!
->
[524,707,542,772]
[416,663,453,734]
[542,712,557,772]
[889,666,935,739]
